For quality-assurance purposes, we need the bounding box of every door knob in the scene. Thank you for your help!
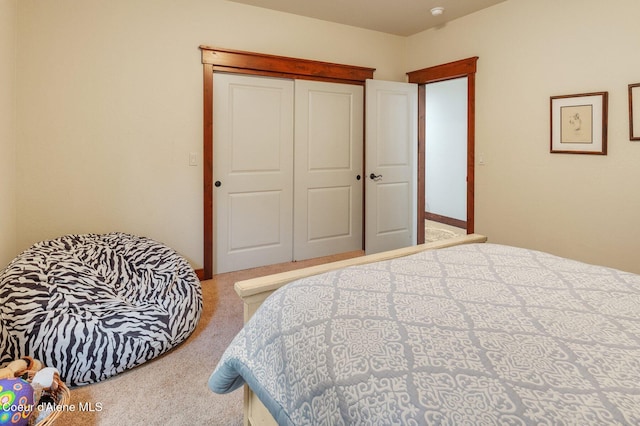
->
[369,173,382,181]
[356,175,361,180]
[214,181,222,187]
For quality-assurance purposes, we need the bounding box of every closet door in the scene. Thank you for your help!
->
[213,74,294,274]
[293,80,363,261]
[365,79,417,254]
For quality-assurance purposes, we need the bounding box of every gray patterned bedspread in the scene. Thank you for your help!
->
[209,243,640,425]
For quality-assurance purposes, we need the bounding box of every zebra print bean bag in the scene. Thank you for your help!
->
[0,233,202,386]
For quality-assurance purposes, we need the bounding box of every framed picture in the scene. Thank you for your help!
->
[629,83,640,141]
[550,92,608,154]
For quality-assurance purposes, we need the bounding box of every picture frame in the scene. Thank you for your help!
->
[550,92,608,154]
[629,83,640,141]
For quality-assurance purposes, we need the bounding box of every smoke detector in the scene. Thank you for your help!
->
[431,7,445,16]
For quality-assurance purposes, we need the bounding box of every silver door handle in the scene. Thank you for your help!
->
[369,173,383,181]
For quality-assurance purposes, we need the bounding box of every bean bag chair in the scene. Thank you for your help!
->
[0,233,202,386]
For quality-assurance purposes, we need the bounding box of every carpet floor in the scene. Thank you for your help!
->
[425,220,466,242]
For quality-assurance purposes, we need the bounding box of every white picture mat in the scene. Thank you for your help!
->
[551,94,604,152]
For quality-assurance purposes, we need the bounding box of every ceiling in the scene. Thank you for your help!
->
[228,0,507,36]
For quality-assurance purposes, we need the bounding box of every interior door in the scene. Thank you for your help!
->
[293,80,363,260]
[365,79,418,254]
[213,74,294,274]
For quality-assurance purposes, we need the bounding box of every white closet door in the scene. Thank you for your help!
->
[214,74,294,274]
[365,79,417,255]
[293,80,363,261]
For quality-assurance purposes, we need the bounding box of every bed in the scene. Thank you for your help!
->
[208,234,640,425]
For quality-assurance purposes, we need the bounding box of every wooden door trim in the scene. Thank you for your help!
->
[201,46,375,84]
[407,57,479,243]
[200,46,374,279]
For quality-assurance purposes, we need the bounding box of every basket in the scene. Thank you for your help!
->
[0,358,70,426]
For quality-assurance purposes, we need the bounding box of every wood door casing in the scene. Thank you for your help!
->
[200,46,375,279]
[199,47,477,279]
[407,57,479,244]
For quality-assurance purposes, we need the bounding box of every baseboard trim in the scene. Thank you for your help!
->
[425,212,467,230]
[195,268,205,281]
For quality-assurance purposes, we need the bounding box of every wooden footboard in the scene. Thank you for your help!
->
[233,234,487,426]
[235,234,487,322]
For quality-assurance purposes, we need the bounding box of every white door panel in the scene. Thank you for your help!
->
[307,186,352,240]
[365,79,417,254]
[376,182,411,233]
[228,191,282,251]
[214,74,294,273]
[294,80,363,260]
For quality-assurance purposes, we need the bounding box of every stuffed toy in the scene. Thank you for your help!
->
[0,358,42,380]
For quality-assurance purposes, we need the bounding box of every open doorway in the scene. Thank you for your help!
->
[424,77,468,242]
[408,57,478,245]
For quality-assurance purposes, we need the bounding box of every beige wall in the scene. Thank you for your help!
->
[406,0,640,273]
[15,0,405,268]
[12,0,640,274]
[0,0,17,268]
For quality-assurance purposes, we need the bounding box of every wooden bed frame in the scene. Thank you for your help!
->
[233,233,487,426]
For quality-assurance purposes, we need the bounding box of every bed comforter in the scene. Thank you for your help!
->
[209,243,640,425]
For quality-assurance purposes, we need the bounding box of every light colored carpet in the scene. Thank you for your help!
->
[425,220,466,243]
